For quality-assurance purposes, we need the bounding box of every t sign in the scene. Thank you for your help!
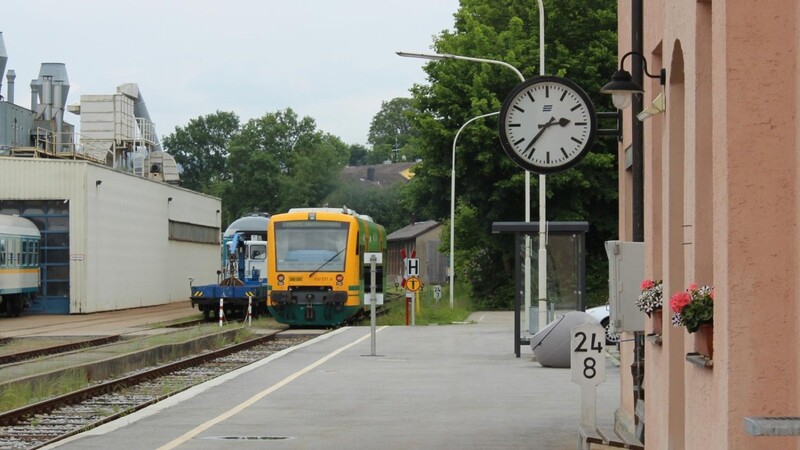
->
[405,258,420,277]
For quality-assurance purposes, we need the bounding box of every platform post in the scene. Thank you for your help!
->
[369,254,377,356]
[247,295,252,327]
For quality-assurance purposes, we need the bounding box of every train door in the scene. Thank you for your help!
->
[245,241,267,281]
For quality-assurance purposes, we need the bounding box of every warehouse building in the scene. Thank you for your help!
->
[0,32,220,314]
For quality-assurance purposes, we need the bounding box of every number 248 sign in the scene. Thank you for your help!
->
[570,323,606,386]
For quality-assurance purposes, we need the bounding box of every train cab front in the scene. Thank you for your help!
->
[269,273,356,327]
[268,217,362,327]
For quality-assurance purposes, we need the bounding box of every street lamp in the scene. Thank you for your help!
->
[600,51,666,110]
[449,111,500,309]
[397,0,546,333]
[395,51,535,326]
[600,2,667,413]
[395,52,525,81]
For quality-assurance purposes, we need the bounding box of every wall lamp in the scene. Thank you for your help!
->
[600,51,666,110]
[168,197,173,202]
[95,180,102,187]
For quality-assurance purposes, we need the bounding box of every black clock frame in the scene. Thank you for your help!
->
[498,75,598,175]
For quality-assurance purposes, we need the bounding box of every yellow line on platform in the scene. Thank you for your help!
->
[157,326,387,450]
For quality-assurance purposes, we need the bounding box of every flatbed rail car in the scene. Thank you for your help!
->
[190,214,269,320]
[267,207,387,327]
[0,214,41,317]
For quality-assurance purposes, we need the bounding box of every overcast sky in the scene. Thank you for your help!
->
[1,1,459,146]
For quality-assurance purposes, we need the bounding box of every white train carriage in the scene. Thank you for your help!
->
[0,214,41,316]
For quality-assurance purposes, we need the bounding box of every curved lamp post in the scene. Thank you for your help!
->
[395,51,530,318]
[449,111,500,308]
[397,0,546,332]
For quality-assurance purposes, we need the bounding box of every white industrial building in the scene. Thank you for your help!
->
[0,159,221,314]
[0,31,221,315]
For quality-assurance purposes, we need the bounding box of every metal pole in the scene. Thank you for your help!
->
[370,254,377,356]
[631,0,646,407]
[450,112,500,310]
[536,0,547,333]
[247,295,252,327]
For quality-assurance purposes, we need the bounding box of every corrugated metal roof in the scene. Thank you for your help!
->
[387,220,440,241]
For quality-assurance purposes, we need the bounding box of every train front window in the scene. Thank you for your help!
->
[275,221,349,272]
[250,244,266,260]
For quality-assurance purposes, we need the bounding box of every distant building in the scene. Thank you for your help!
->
[387,220,447,285]
[0,32,218,315]
[340,161,417,187]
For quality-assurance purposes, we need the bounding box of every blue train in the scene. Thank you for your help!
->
[0,214,41,317]
[190,214,270,320]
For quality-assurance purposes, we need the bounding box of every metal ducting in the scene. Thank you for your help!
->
[31,63,69,118]
[0,32,7,100]
[117,83,162,151]
[6,69,15,104]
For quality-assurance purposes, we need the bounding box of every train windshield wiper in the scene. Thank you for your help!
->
[308,248,345,278]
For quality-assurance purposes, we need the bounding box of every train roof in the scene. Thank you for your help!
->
[0,214,40,238]
[223,214,270,237]
[288,207,373,222]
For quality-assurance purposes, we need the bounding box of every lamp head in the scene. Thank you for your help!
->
[395,51,449,61]
[601,69,644,110]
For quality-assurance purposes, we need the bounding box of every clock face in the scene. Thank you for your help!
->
[499,76,597,174]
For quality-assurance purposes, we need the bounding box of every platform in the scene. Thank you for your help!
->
[45,311,621,450]
[0,302,200,338]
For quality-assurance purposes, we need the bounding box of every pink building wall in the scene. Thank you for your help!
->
[614,1,799,448]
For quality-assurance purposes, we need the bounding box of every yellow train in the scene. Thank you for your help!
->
[267,207,386,327]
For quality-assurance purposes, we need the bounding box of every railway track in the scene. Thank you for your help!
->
[0,316,248,366]
[0,333,313,449]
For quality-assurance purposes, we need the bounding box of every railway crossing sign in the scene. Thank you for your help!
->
[405,276,422,292]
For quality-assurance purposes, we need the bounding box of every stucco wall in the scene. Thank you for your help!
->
[616,1,800,448]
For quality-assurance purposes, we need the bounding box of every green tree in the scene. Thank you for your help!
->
[277,132,350,211]
[368,98,422,163]
[408,0,618,308]
[325,181,412,234]
[162,111,240,193]
[348,143,369,166]
[221,108,350,223]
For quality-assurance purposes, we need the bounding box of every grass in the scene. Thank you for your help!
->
[0,321,283,413]
[0,368,88,413]
[361,281,475,326]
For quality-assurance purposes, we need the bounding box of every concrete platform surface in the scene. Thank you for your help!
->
[0,302,199,338]
[46,311,621,450]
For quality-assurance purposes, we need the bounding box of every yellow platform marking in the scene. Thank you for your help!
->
[157,326,387,450]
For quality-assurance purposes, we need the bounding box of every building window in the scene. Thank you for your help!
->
[169,220,220,245]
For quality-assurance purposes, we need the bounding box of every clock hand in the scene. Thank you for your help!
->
[538,117,571,128]
[531,117,556,143]
[523,117,556,158]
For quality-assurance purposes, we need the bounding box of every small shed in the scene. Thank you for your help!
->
[387,220,448,285]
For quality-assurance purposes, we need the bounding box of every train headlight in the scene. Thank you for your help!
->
[336,274,343,286]
[277,274,285,286]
